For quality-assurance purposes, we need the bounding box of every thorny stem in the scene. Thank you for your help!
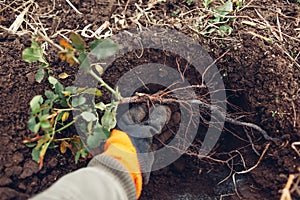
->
[89,70,122,100]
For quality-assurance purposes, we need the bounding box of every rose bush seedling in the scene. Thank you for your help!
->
[23,33,121,168]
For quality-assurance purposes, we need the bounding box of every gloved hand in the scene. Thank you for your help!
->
[102,129,143,199]
[117,105,171,184]
[102,105,171,199]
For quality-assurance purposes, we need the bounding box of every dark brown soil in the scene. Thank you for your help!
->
[0,0,299,200]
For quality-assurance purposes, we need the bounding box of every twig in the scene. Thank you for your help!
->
[8,4,31,34]
[255,9,281,42]
[276,13,283,42]
[291,142,300,157]
[280,174,295,200]
[248,31,273,43]
[65,0,82,15]
[37,31,65,52]
[201,49,230,86]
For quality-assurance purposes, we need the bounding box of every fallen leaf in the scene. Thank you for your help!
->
[58,72,69,79]
[59,39,74,50]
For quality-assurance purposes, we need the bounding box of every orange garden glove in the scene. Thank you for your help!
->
[103,105,171,199]
[102,129,143,199]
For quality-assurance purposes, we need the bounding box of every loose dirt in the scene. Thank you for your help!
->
[0,0,299,199]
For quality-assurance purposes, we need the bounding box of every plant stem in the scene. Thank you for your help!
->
[37,31,65,52]
[53,137,73,142]
[89,70,122,100]
[55,119,77,133]
[53,108,78,112]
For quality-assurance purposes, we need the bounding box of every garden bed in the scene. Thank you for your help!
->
[0,0,299,199]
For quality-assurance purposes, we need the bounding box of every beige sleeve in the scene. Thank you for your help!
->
[30,155,136,200]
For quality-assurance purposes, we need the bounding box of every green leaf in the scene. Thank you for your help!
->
[203,0,212,7]
[78,95,86,105]
[70,32,86,51]
[26,142,36,148]
[236,0,243,8]
[39,114,50,121]
[87,123,106,148]
[83,88,102,97]
[42,107,52,116]
[90,39,104,51]
[45,90,56,101]
[22,39,48,64]
[102,128,111,138]
[32,148,41,163]
[186,0,193,6]
[55,82,64,94]
[65,86,77,94]
[30,95,43,114]
[216,0,233,16]
[32,123,41,133]
[71,98,79,107]
[81,112,97,121]
[79,123,87,133]
[35,68,45,83]
[75,151,81,164]
[90,39,120,59]
[79,53,91,73]
[56,112,64,122]
[87,121,93,133]
[171,9,180,17]
[47,76,64,94]
[22,47,42,63]
[48,76,58,88]
[95,102,106,111]
[78,52,87,64]
[80,148,88,158]
[59,98,68,107]
[218,25,233,36]
[72,96,86,107]
[40,121,52,129]
[28,116,38,132]
[101,107,117,131]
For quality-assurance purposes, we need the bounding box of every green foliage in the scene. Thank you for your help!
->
[90,39,121,59]
[70,32,86,51]
[199,0,241,37]
[87,123,107,148]
[23,33,122,168]
[101,103,117,132]
[171,9,180,17]
[22,37,49,83]
[203,0,212,7]
[186,0,193,6]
